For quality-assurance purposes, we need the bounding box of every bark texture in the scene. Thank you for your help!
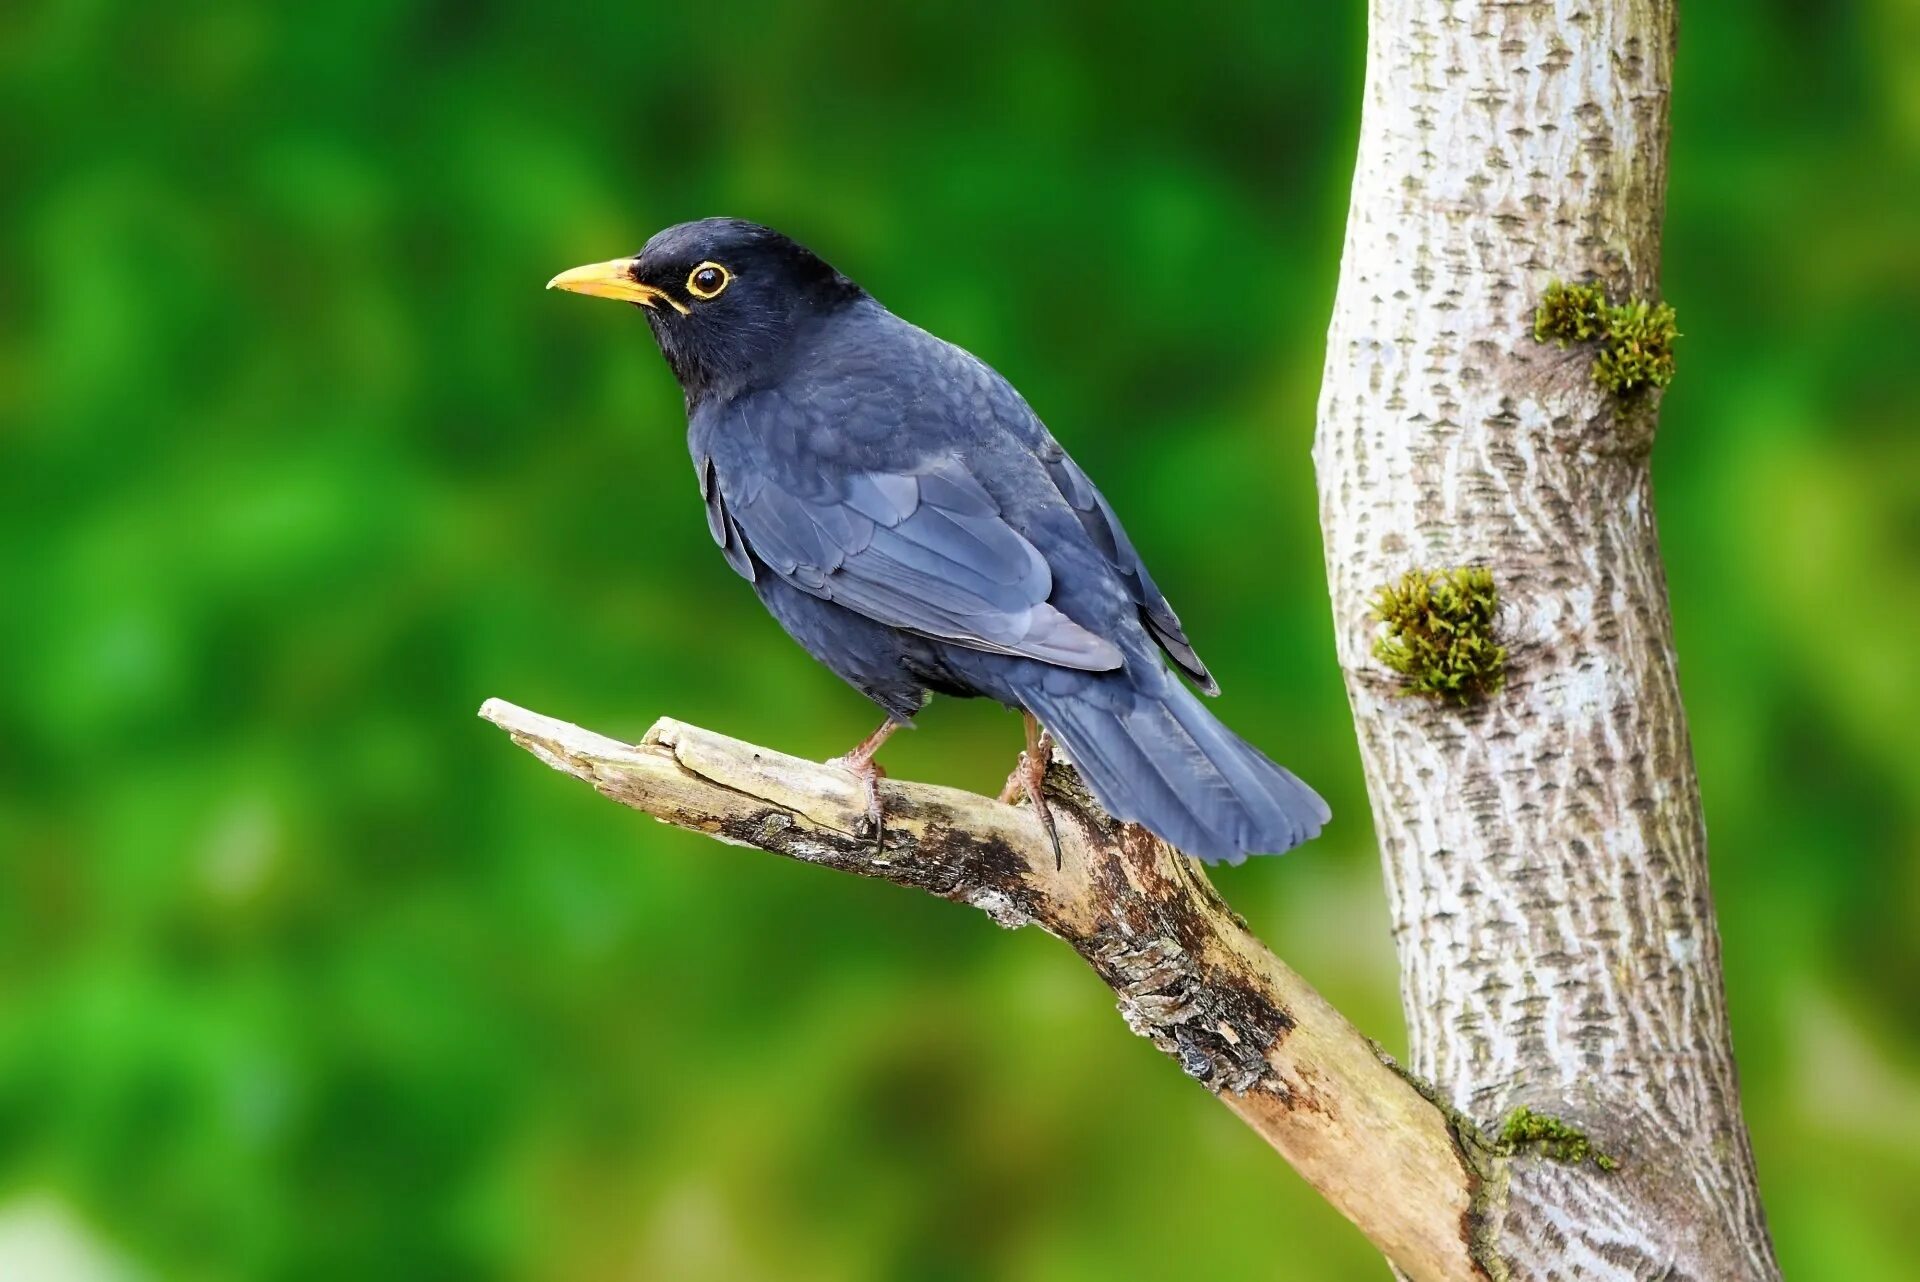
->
[1314,2,1776,1278]
[479,699,1490,1281]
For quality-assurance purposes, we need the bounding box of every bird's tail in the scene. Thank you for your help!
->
[1018,672,1329,866]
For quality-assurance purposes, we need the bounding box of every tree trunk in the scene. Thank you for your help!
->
[1314,2,1777,1278]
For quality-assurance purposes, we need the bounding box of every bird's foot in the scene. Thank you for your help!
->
[999,717,1062,869]
[827,752,888,847]
[995,760,1025,806]
[828,719,901,853]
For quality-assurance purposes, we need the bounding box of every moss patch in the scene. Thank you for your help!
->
[1532,281,1609,346]
[1497,1107,1618,1172]
[1534,280,1679,396]
[1370,567,1507,706]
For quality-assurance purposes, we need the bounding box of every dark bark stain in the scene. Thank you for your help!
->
[1056,801,1299,1096]
[1083,931,1294,1095]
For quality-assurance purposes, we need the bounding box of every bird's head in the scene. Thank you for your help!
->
[547,217,863,399]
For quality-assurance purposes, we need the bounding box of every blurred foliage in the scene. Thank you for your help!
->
[2,1,1917,1279]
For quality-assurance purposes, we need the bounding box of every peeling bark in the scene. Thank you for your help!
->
[1314,1,1777,1277]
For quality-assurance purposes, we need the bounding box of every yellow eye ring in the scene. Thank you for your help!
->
[686,261,732,300]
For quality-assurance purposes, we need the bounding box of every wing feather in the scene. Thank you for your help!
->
[701,458,756,582]
[722,455,1123,673]
[1040,448,1218,694]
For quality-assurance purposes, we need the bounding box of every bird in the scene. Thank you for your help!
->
[547,217,1327,866]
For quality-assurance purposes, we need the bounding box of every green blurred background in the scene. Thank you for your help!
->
[3,2,1916,1278]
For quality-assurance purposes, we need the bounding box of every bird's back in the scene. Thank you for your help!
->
[694,299,1209,685]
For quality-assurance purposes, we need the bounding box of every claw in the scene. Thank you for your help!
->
[1000,713,1063,870]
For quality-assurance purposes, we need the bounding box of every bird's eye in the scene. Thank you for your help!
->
[686,262,732,300]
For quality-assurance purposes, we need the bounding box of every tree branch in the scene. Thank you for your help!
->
[479,698,1491,1282]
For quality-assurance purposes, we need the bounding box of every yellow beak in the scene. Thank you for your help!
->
[546,258,690,315]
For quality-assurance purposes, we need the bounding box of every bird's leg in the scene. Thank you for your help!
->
[1006,710,1052,802]
[998,712,1063,869]
[827,718,901,849]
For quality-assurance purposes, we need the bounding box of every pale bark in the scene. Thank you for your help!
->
[479,699,1492,1281]
[1314,1,1776,1278]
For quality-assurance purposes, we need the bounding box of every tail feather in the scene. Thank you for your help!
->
[1019,674,1328,866]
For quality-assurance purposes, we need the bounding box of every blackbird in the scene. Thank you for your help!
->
[548,218,1327,865]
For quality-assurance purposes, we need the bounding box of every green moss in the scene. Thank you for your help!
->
[1592,299,1679,394]
[1533,281,1609,346]
[1370,567,1507,706]
[1533,281,1680,396]
[1497,1107,1618,1172]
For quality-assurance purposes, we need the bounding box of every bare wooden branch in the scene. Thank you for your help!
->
[479,698,1490,1282]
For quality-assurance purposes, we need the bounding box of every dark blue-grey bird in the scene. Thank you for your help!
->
[548,218,1327,865]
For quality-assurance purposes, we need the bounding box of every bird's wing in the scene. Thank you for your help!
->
[700,456,757,582]
[709,445,1124,673]
[1037,444,1219,694]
